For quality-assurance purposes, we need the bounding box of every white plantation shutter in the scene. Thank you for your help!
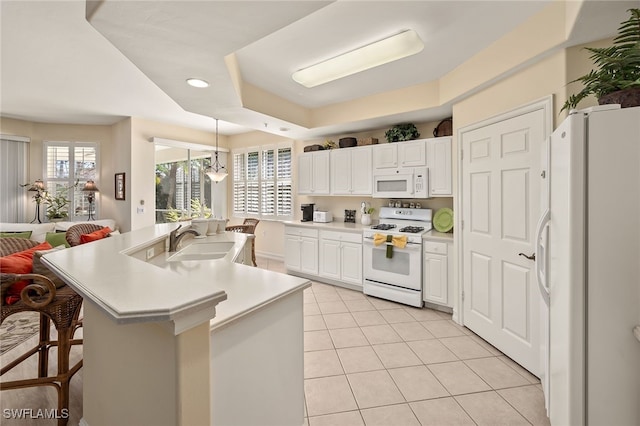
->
[261,147,275,217]
[277,147,292,216]
[232,152,246,215]
[232,143,292,220]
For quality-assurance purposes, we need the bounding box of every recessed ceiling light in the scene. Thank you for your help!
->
[292,30,424,88]
[186,78,209,88]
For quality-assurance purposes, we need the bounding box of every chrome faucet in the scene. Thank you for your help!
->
[168,224,200,252]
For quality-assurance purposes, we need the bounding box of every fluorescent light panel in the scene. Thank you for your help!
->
[292,30,424,88]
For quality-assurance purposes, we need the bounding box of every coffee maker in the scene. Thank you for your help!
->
[300,204,315,222]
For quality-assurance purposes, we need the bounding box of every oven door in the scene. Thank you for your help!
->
[363,237,422,290]
[372,173,414,198]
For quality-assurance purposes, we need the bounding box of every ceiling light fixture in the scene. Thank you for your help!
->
[205,119,228,183]
[292,29,424,88]
[186,78,209,88]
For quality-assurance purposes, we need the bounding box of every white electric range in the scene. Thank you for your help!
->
[362,207,432,307]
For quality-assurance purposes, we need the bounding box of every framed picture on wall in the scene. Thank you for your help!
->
[115,173,125,200]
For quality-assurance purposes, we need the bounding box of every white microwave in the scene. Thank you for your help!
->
[372,167,429,198]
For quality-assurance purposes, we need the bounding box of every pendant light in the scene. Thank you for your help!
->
[205,118,228,182]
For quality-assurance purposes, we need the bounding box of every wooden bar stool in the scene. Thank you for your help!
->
[1,238,83,426]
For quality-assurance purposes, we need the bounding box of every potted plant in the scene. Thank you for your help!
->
[44,181,77,221]
[384,123,420,143]
[561,8,640,112]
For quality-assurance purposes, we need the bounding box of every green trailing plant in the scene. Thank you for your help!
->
[366,207,375,215]
[385,123,420,143]
[561,8,640,112]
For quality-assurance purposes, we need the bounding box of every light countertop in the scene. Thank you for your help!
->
[284,220,454,242]
[283,220,369,233]
[42,223,310,334]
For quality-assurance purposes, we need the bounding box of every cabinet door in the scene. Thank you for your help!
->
[350,146,372,195]
[373,144,398,169]
[340,242,363,287]
[300,237,319,275]
[284,235,301,271]
[312,151,330,195]
[398,139,426,167]
[319,239,341,280]
[428,137,452,196]
[423,253,448,304]
[330,149,352,195]
[297,153,313,195]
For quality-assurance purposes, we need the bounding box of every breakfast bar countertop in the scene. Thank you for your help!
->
[41,223,310,334]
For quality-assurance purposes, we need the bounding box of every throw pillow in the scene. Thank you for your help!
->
[0,231,33,239]
[79,227,112,244]
[32,245,67,289]
[45,232,70,248]
[0,241,53,304]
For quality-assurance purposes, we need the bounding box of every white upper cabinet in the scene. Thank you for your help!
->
[373,143,398,169]
[427,137,452,196]
[373,139,426,170]
[398,139,427,167]
[298,150,330,195]
[331,146,372,195]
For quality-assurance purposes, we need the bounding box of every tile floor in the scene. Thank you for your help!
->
[0,257,550,426]
[254,258,550,426]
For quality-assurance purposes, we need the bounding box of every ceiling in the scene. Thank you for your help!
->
[0,1,635,140]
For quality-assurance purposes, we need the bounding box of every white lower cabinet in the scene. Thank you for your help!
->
[286,225,362,289]
[423,239,452,306]
[284,226,318,275]
[319,230,363,288]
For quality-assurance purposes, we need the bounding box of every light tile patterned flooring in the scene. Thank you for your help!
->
[0,257,550,426]
[251,257,551,426]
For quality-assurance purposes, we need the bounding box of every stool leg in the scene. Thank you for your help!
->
[56,326,73,426]
[38,315,51,378]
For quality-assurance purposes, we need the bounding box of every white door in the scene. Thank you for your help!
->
[461,109,545,376]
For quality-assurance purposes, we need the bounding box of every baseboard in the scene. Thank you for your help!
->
[255,250,284,262]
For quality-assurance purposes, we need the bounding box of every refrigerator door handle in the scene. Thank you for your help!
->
[535,208,551,307]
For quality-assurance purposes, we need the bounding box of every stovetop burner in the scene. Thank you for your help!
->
[371,224,397,231]
[399,226,425,233]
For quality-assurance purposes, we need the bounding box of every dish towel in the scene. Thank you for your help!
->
[373,234,407,258]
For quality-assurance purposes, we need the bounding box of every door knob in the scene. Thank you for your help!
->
[518,252,536,261]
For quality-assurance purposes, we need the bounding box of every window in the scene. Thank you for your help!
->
[232,143,292,220]
[154,144,227,223]
[43,141,99,220]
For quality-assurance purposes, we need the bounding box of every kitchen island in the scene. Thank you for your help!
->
[42,223,311,426]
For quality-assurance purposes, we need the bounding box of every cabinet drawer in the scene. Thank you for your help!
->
[320,230,362,244]
[285,226,318,238]
[423,241,447,255]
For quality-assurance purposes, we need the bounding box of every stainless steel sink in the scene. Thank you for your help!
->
[166,241,235,262]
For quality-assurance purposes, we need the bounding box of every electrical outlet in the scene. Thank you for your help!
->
[146,247,155,260]
[137,207,145,214]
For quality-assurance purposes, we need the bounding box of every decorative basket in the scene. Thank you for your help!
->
[433,117,453,137]
[357,137,378,146]
[303,144,324,152]
[339,137,357,148]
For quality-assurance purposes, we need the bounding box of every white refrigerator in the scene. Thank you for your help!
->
[537,105,640,425]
